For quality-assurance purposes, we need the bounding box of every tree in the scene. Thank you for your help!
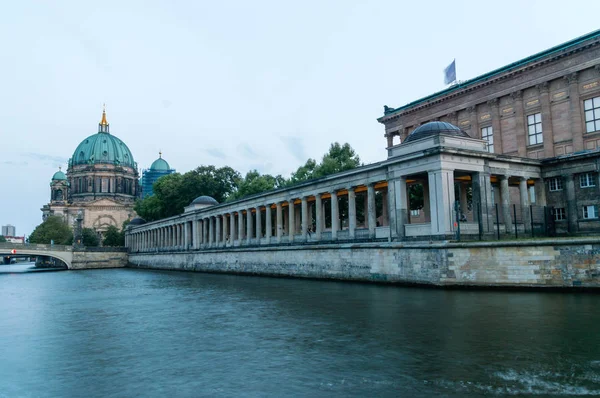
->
[135,165,242,221]
[81,228,99,247]
[288,143,361,185]
[229,170,287,201]
[29,216,73,245]
[0,236,6,243]
[103,225,124,247]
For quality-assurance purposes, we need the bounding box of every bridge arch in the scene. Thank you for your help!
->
[0,245,73,269]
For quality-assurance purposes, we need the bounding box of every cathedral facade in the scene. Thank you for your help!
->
[41,108,139,234]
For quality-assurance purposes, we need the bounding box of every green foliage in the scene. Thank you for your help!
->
[0,235,6,243]
[81,228,99,247]
[409,184,424,210]
[229,170,286,201]
[103,225,124,247]
[134,165,242,221]
[289,142,360,185]
[29,216,73,245]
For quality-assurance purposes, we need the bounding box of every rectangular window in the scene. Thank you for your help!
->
[527,113,543,145]
[554,208,566,221]
[580,173,596,188]
[549,177,563,192]
[583,205,598,219]
[584,96,600,133]
[481,126,494,153]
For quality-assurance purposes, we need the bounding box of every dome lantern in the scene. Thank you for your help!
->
[98,104,109,134]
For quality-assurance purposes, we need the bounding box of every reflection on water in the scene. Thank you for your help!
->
[0,261,64,273]
[0,268,599,397]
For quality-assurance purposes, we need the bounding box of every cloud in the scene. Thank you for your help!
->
[237,143,259,159]
[205,148,227,159]
[21,152,69,166]
[0,161,28,166]
[279,136,306,163]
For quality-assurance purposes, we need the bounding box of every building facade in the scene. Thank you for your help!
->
[41,108,139,234]
[141,152,175,198]
[379,29,600,234]
[2,225,16,237]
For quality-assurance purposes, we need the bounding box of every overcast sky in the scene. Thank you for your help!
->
[1,0,599,236]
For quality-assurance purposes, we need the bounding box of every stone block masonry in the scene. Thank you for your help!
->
[71,249,128,270]
[128,238,600,288]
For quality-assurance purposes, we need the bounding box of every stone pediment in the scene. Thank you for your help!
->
[86,198,123,207]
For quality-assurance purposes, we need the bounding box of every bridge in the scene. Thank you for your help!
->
[0,242,73,268]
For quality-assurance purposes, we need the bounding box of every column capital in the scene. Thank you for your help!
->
[486,98,498,108]
[511,90,523,101]
[330,190,338,196]
[536,81,549,94]
[447,111,457,119]
[564,174,574,182]
[564,72,578,84]
[467,105,477,114]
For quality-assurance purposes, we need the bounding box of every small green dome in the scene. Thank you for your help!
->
[52,169,67,180]
[71,132,136,168]
[150,156,171,171]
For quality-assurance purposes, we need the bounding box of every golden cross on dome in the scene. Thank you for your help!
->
[100,103,108,125]
[159,150,162,158]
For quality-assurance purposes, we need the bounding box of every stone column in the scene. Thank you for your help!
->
[468,105,479,138]
[512,91,527,157]
[500,175,512,232]
[276,202,283,243]
[566,73,584,152]
[535,179,547,206]
[473,172,494,233]
[331,191,339,240]
[564,174,579,233]
[347,187,356,239]
[246,209,253,245]
[202,218,208,248]
[488,99,502,153]
[428,169,456,236]
[208,217,214,247]
[537,82,555,158]
[265,205,272,243]
[367,183,376,238]
[223,214,229,246]
[519,177,531,233]
[301,196,308,241]
[387,179,398,238]
[215,216,221,246]
[238,211,245,245]
[315,194,323,240]
[288,199,295,243]
[386,133,393,148]
[256,207,262,243]
[396,177,408,238]
[230,213,236,245]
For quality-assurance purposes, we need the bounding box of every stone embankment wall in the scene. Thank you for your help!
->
[128,239,600,288]
[71,249,128,270]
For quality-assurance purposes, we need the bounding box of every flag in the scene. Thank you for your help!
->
[444,60,456,85]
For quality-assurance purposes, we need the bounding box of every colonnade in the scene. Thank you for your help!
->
[128,183,390,252]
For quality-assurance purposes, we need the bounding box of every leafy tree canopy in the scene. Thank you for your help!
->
[82,228,99,247]
[0,236,6,243]
[103,225,124,247]
[228,170,286,201]
[289,143,360,185]
[135,165,241,221]
[29,216,73,245]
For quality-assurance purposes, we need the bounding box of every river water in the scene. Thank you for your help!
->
[1,264,600,397]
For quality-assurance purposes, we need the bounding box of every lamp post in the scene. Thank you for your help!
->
[74,211,84,248]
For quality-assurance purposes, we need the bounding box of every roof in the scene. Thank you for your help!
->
[71,132,136,167]
[380,28,600,120]
[150,157,171,171]
[403,121,470,144]
[191,196,218,206]
[52,169,67,181]
[129,217,146,226]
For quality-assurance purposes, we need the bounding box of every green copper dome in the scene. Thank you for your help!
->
[70,109,136,168]
[52,169,67,180]
[150,153,171,171]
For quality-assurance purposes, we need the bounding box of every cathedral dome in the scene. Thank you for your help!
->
[404,121,470,144]
[191,196,218,206]
[52,168,67,181]
[150,152,171,171]
[70,108,136,168]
